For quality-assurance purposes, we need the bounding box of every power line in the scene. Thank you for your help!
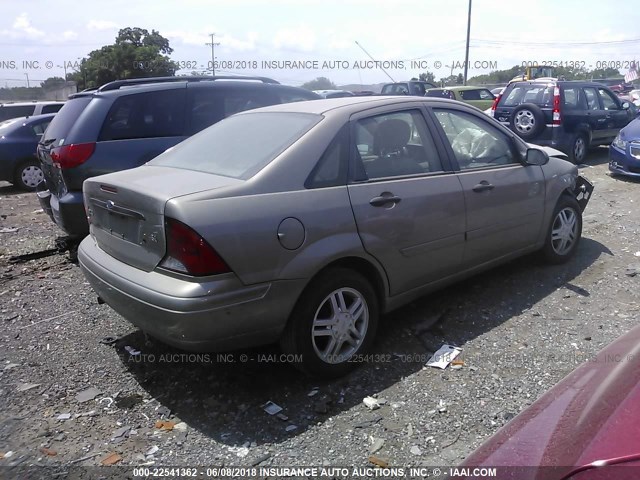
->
[473,37,640,46]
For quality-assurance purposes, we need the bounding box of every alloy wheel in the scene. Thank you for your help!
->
[551,207,578,256]
[311,287,369,364]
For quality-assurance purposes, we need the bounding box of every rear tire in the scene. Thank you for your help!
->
[279,268,379,378]
[14,160,44,191]
[541,195,582,264]
[568,133,588,164]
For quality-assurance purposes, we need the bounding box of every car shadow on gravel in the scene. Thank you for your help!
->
[114,237,610,450]
[0,182,24,196]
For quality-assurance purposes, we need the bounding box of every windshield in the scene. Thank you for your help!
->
[148,112,321,179]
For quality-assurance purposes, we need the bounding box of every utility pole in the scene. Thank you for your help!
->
[206,33,220,76]
[25,73,30,88]
[463,0,472,85]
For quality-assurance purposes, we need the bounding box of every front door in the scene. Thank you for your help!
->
[431,107,546,267]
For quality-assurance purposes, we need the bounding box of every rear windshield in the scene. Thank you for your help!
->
[41,97,92,144]
[501,85,554,107]
[148,112,321,179]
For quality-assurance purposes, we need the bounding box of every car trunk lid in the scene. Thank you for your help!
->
[84,165,241,272]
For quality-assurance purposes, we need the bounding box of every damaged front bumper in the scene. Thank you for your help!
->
[574,175,594,212]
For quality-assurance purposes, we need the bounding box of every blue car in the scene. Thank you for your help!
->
[610,117,640,177]
[0,114,55,190]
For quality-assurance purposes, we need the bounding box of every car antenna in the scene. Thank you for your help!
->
[354,41,396,83]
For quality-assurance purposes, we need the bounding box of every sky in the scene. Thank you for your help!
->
[1,0,639,88]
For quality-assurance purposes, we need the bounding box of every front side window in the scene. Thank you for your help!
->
[99,89,185,141]
[353,110,444,180]
[598,88,619,110]
[434,109,518,170]
[583,87,600,110]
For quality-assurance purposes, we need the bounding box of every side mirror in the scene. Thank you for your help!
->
[525,148,549,166]
[622,101,631,110]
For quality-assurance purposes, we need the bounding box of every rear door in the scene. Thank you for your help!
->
[582,87,607,141]
[347,106,466,295]
[430,107,545,267]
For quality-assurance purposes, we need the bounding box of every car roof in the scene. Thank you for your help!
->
[235,96,464,116]
[70,79,317,100]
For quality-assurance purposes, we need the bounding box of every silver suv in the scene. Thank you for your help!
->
[0,101,64,121]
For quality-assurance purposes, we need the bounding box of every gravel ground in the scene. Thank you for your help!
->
[1,147,639,478]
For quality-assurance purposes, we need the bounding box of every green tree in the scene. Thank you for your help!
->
[419,71,436,84]
[301,77,337,90]
[68,27,177,90]
[456,73,464,85]
[589,68,622,79]
[41,77,66,90]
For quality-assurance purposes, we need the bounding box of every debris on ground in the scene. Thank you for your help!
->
[426,344,462,369]
[363,396,381,410]
[370,438,385,454]
[100,452,122,465]
[410,445,422,456]
[56,413,72,420]
[368,455,389,468]
[262,401,283,415]
[124,345,141,356]
[155,420,176,431]
[75,387,102,403]
[16,383,40,392]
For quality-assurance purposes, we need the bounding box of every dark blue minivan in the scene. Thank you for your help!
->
[37,76,320,238]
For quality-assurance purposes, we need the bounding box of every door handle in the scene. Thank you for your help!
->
[472,182,494,192]
[369,195,402,207]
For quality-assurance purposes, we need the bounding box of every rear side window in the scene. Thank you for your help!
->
[502,85,554,107]
[425,90,453,99]
[561,87,584,110]
[41,97,92,144]
[0,105,35,121]
[41,104,63,114]
[99,89,185,141]
[149,112,321,179]
[186,88,278,135]
[305,125,348,188]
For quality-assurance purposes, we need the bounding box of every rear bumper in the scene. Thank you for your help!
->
[36,185,89,237]
[78,236,306,351]
[609,144,640,177]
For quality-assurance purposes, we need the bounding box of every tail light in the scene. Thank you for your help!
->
[50,142,96,169]
[552,87,561,125]
[491,93,501,116]
[159,217,230,276]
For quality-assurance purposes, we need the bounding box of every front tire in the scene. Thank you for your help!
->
[280,268,379,378]
[541,195,582,264]
[14,160,44,191]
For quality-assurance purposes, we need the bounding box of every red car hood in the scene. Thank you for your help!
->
[461,323,640,480]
